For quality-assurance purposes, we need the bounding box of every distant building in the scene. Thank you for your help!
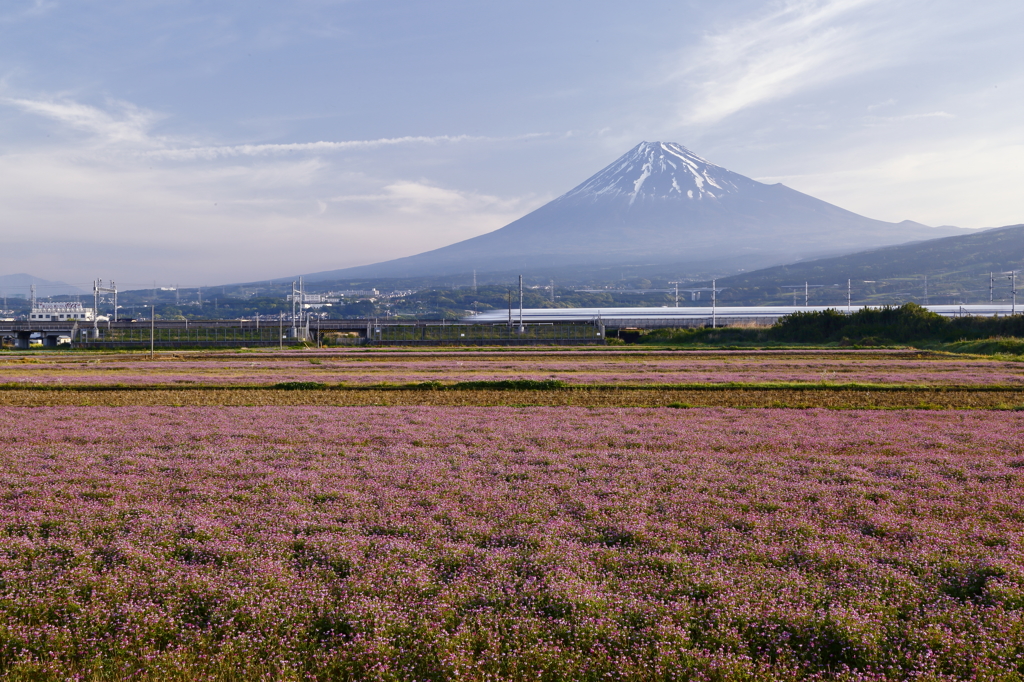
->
[331,289,379,298]
[29,302,95,322]
[286,294,340,304]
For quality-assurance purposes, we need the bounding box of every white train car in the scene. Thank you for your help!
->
[463,305,1017,327]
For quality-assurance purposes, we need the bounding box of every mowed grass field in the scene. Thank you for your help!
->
[1,347,1022,680]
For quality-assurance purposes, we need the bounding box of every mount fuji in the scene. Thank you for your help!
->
[306,142,967,280]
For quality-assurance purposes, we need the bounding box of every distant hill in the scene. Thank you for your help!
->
[300,142,966,281]
[0,273,87,298]
[713,224,1022,306]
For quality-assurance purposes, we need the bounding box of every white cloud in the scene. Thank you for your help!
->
[863,111,955,125]
[7,97,162,144]
[4,96,554,159]
[866,98,896,112]
[149,135,500,161]
[0,0,55,23]
[756,132,1024,228]
[0,95,546,283]
[677,0,899,125]
[0,144,540,283]
[330,181,530,216]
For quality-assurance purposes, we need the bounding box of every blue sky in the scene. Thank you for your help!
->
[1,0,1022,289]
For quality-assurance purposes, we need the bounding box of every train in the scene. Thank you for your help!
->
[462,304,1017,327]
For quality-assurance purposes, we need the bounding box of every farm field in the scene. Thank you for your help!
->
[0,406,1022,680]
[1,348,1022,388]
[2,386,1023,409]
[1,347,1022,680]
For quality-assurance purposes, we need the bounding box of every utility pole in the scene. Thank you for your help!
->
[30,284,35,310]
[518,275,524,333]
[550,279,555,303]
[291,281,297,338]
[990,272,994,303]
[198,286,202,311]
[804,281,809,307]
[279,312,283,349]
[712,279,717,329]
[847,279,851,314]
[1010,271,1017,315]
[175,285,179,306]
[150,305,155,359]
[472,269,477,294]
[669,281,680,308]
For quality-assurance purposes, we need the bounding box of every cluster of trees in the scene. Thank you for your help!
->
[770,303,1024,343]
[641,304,1024,346]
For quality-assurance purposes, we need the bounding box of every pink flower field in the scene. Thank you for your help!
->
[0,406,1022,680]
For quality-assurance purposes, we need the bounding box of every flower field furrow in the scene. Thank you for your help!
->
[3,353,1022,388]
[0,406,1021,679]
[3,369,1023,386]
[2,387,1024,408]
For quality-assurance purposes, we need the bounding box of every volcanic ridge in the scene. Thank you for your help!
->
[303,142,966,280]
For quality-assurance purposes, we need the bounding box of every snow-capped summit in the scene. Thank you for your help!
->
[303,142,967,280]
[563,141,744,204]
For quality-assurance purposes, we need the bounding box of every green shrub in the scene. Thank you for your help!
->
[770,303,1024,346]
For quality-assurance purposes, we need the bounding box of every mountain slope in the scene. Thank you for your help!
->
[305,142,967,280]
[0,273,87,298]
[715,223,1022,295]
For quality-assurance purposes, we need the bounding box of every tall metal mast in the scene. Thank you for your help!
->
[712,279,717,329]
[518,275,524,333]
[300,277,305,331]
[291,281,297,337]
[1010,271,1017,315]
[93,279,118,325]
